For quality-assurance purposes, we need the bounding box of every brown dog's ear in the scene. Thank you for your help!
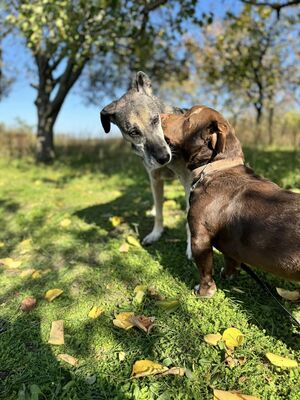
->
[100,101,117,134]
[210,121,229,153]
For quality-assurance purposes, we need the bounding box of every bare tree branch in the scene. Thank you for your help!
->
[241,0,300,18]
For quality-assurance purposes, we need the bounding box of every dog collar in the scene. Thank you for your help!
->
[191,157,244,191]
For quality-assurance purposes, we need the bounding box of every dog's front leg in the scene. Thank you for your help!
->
[142,169,164,245]
[190,225,217,298]
[184,185,192,260]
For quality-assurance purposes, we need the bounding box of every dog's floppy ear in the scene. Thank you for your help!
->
[186,112,229,154]
[132,71,152,96]
[210,121,229,153]
[100,101,117,134]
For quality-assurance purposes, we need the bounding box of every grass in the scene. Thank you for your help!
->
[0,140,299,400]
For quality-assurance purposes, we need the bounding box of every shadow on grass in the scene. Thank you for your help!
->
[0,314,127,400]
[75,176,300,350]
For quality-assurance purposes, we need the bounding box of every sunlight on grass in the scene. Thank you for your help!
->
[0,144,299,400]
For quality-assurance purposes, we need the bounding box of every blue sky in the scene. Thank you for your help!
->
[0,1,238,138]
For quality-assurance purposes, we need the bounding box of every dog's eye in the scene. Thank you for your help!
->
[151,115,159,126]
[129,128,140,137]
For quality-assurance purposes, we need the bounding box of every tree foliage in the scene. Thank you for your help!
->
[3,0,201,161]
[184,4,299,142]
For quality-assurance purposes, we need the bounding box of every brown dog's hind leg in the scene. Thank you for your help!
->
[220,256,240,280]
[191,231,217,298]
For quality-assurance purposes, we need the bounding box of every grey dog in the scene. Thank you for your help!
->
[100,71,193,257]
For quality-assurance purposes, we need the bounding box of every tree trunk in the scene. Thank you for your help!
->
[36,111,56,163]
[34,53,85,163]
[254,103,263,144]
[267,106,274,146]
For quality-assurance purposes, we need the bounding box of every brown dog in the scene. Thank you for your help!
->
[161,105,300,297]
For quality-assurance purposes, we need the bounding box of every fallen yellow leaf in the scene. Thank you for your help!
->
[204,333,222,346]
[127,236,141,247]
[222,328,244,348]
[60,219,71,228]
[20,268,36,278]
[109,216,122,227]
[214,389,260,399]
[131,360,168,378]
[157,367,185,377]
[113,312,135,330]
[156,298,180,313]
[0,258,22,268]
[45,288,63,302]
[88,306,104,319]
[118,352,126,361]
[276,288,300,301]
[32,270,42,279]
[48,320,64,345]
[119,243,129,253]
[18,239,32,254]
[57,354,78,366]
[265,352,298,368]
[133,285,146,304]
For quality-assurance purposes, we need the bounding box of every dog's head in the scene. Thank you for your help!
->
[161,105,243,169]
[100,71,171,170]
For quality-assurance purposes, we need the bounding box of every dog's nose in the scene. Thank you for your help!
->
[157,153,171,165]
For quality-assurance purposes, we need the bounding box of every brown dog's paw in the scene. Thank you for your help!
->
[194,282,217,298]
[220,267,240,281]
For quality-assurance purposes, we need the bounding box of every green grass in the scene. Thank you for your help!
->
[0,141,299,400]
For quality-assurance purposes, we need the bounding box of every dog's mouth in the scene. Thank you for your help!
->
[131,143,172,169]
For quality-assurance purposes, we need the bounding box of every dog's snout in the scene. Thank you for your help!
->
[157,153,171,165]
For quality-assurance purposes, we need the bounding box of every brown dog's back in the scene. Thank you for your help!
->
[162,105,300,288]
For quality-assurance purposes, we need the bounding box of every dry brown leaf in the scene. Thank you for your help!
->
[88,306,104,319]
[276,287,300,301]
[20,297,37,312]
[131,360,168,378]
[238,376,248,384]
[128,315,155,334]
[119,243,129,253]
[224,352,246,369]
[204,333,222,346]
[48,320,64,345]
[224,353,238,369]
[214,389,260,399]
[45,288,63,302]
[113,312,135,330]
[57,353,78,366]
